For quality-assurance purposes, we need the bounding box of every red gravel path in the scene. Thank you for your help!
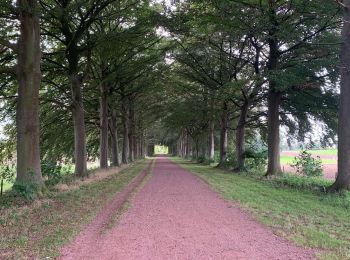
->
[60,157,315,260]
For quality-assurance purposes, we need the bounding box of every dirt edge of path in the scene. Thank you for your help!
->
[101,160,156,233]
[59,159,154,259]
[55,164,131,192]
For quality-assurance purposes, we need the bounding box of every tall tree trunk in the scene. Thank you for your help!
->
[181,138,184,157]
[122,97,129,164]
[16,0,43,185]
[134,135,139,159]
[128,130,134,161]
[185,133,190,158]
[235,101,249,172]
[193,139,199,160]
[99,82,108,169]
[180,139,184,157]
[128,103,135,162]
[140,131,145,158]
[148,144,154,156]
[110,109,120,167]
[178,138,182,157]
[184,135,187,157]
[71,74,88,177]
[266,90,282,176]
[201,138,206,160]
[218,101,228,167]
[330,1,350,191]
[59,1,88,177]
[208,120,215,161]
[181,134,185,157]
[265,3,281,176]
[133,134,138,159]
[189,136,193,157]
[137,136,141,158]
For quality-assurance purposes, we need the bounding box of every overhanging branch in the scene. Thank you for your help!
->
[0,37,18,53]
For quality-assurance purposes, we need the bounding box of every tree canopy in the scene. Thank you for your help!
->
[0,0,349,193]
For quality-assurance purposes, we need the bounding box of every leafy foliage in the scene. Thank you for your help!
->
[0,0,343,193]
[0,164,15,195]
[41,161,74,186]
[291,150,323,177]
[12,182,41,200]
[245,149,267,172]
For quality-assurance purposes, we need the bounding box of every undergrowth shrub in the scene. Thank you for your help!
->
[42,161,74,186]
[291,150,323,177]
[271,174,331,192]
[245,149,267,172]
[0,164,15,195]
[218,151,237,168]
[12,182,41,200]
[196,156,206,164]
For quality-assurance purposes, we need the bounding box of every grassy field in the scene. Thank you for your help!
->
[0,160,150,259]
[280,157,337,165]
[308,149,337,155]
[172,157,350,259]
[281,149,337,165]
[283,149,337,155]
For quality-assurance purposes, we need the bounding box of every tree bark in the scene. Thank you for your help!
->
[201,138,206,160]
[110,109,120,167]
[58,2,88,177]
[330,1,350,191]
[194,140,199,160]
[265,2,281,176]
[140,131,145,158]
[266,90,282,176]
[178,138,182,157]
[218,101,229,166]
[147,144,155,156]
[122,97,129,164]
[185,133,191,158]
[182,133,187,157]
[180,134,185,157]
[134,135,139,159]
[208,120,215,161]
[181,138,184,157]
[136,133,141,159]
[235,101,249,171]
[133,134,138,159]
[71,74,88,177]
[99,82,109,169]
[16,0,43,185]
[128,102,135,162]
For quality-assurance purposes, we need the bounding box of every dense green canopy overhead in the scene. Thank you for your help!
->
[0,0,347,190]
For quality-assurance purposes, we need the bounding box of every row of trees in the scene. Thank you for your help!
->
[1,0,350,193]
[0,0,169,188]
[159,0,350,190]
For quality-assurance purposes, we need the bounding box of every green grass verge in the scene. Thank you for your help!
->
[171,157,350,259]
[281,156,336,165]
[0,163,101,194]
[0,160,149,259]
